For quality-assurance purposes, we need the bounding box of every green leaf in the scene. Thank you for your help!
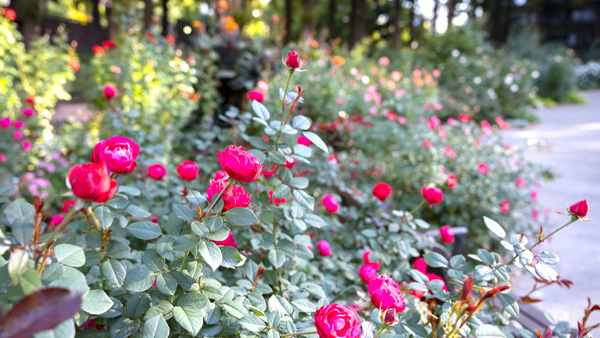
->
[191,221,209,237]
[82,290,114,315]
[292,115,311,130]
[302,131,328,153]
[33,318,74,338]
[537,251,560,265]
[8,250,29,284]
[225,208,259,226]
[199,241,222,271]
[187,191,207,207]
[498,294,519,318]
[173,306,203,336]
[118,185,141,196]
[268,151,287,165]
[143,315,170,338]
[102,259,126,287]
[4,199,35,246]
[249,136,269,149]
[208,227,231,241]
[126,204,152,218]
[273,184,291,199]
[288,177,309,189]
[174,235,200,251]
[94,206,114,230]
[127,221,162,240]
[110,317,139,338]
[173,204,195,221]
[293,190,315,210]
[156,273,177,295]
[475,324,506,338]
[125,293,152,318]
[55,244,85,267]
[206,216,223,232]
[475,265,494,281]
[252,100,270,120]
[483,216,506,238]
[124,266,155,292]
[220,246,246,268]
[291,299,317,313]
[268,249,286,268]
[222,300,248,319]
[240,314,266,333]
[424,252,448,268]
[20,268,42,295]
[0,185,17,197]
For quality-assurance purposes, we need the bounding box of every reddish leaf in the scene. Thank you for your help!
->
[2,288,83,338]
[521,296,542,304]
[544,328,552,338]
[535,330,543,338]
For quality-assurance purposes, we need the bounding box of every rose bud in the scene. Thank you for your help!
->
[368,275,406,313]
[314,304,361,338]
[297,136,312,146]
[22,107,35,117]
[213,231,238,248]
[147,164,167,180]
[247,90,264,103]
[285,50,301,69]
[49,214,64,226]
[448,173,457,189]
[218,145,263,183]
[62,200,75,213]
[207,179,251,211]
[439,225,454,244]
[372,182,392,202]
[321,193,339,213]
[177,160,199,181]
[68,161,118,203]
[263,165,276,178]
[104,84,117,100]
[0,153,6,163]
[91,136,140,174]
[359,250,380,283]
[283,156,295,169]
[214,170,228,181]
[26,97,35,105]
[421,185,443,206]
[383,308,398,324]
[569,200,588,218]
[316,240,331,257]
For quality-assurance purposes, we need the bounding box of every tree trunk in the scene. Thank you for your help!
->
[502,0,512,43]
[390,0,402,50]
[432,0,439,33]
[409,0,415,43]
[144,0,153,30]
[91,0,101,27]
[161,0,169,37]
[301,0,313,37]
[349,0,366,49]
[447,0,455,30]
[328,0,336,41]
[284,0,292,44]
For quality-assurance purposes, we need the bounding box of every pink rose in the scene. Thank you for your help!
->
[13,120,24,129]
[285,50,301,69]
[531,190,538,201]
[268,190,286,206]
[515,177,525,187]
[421,185,443,206]
[398,116,407,125]
[368,274,406,313]
[0,153,6,163]
[501,199,510,214]
[297,136,312,146]
[372,182,392,202]
[22,108,35,117]
[214,170,228,181]
[459,114,471,122]
[218,145,263,183]
[424,103,432,111]
[322,193,339,213]
[68,161,118,203]
[207,179,251,211]
[414,257,427,273]
[359,250,380,283]
[496,117,509,130]
[439,225,454,244]
[447,174,457,189]
[147,164,167,180]
[50,214,64,226]
[422,140,432,148]
[213,231,238,248]
[177,161,199,181]
[263,165,276,178]
[104,84,117,100]
[0,117,10,128]
[477,163,490,175]
[481,120,492,135]
[569,200,588,218]
[91,136,140,174]
[248,90,264,103]
[22,141,32,151]
[443,147,456,159]
[317,240,331,257]
[378,56,390,67]
[532,207,539,220]
[433,102,443,111]
[13,131,23,140]
[314,304,361,338]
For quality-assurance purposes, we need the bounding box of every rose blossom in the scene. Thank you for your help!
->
[147,164,167,180]
[263,165,276,178]
[321,193,339,213]
[316,240,332,257]
[4,8,16,20]
[443,146,456,159]
[22,141,32,151]
[102,40,117,49]
[481,120,493,135]
[439,225,454,244]
[496,117,509,129]
[0,117,10,128]
[13,131,23,140]
[459,114,471,122]
[214,170,227,180]
[284,156,296,169]
[285,50,301,69]
[372,182,392,202]
[421,185,443,206]
[207,179,251,211]
[359,250,380,283]
[13,120,24,129]
[177,161,199,181]
[0,153,6,163]
[447,174,457,189]
[477,163,490,175]
[414,257,427,273]
[422,140,432,148]
[368,274,406,313]
[516,177,525,187]
[62,200,75,213]
[569,200,588,218]
[247,90,264,103]
[218,145,263,183]
[49,214,64,226]
[268,190,286,206]
[501,199,510,214]
[93,45,105,55]
[314,304,361,338]
[104,84,117,100]
[91,136,140,174]
[68,161,118,203]
[297,136,312,146]
[213,232,238,248]
[22,108,35,117]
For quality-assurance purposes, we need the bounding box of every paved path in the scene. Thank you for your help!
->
[505,90,600,332]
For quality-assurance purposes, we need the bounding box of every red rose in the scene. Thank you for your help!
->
[147,164,167,180]
[284,156,295,168]
[247,90,264,103]
[102,40,117,49]
[569,200,588,218]
[213,231,238,248]
[22,108,35,117]
[93,45,105,55]
[177,161,199,181]
[321,193,339,213]
[421,185,443,206]
[439,225,454,244]
[218,145,263,183]
[297,136,312,146]
[359,250,380,283]
[4,8,16,20]
[372,182,392,202]
[68,161,118,203]
[263,165,276,178]
[206,179,251,211]
[459,114,471,123]
[104,84,117,100]
[314,304,361,338]
[414,257,427,273]
[214,170,228,181]
[368,275,406,313]
[91,136,140,174]
[285,50,301,69]
[268,190,286,206]
[62,200,75,213]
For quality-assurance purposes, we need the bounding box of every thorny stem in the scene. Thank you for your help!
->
[275,70,294,146]
[35,207,79,270]
[508,218,576,265]
[281,331,318,337]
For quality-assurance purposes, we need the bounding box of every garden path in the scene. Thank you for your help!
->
[504,90,600,332]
